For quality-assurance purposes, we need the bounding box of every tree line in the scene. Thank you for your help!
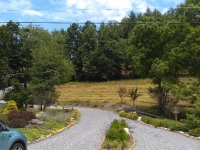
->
[0,0,200,118]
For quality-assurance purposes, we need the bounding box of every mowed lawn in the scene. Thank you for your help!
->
[56,79,156,106]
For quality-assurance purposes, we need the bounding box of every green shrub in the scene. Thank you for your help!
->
[71,109,80,119]
[102,119,130,149]
[188,128,200,137]
[119,110,138,120]
[0,114,9,125]
[141,116,188,131]
[38,109,73,125]
[141,116,151,124]
[0,106,5,113]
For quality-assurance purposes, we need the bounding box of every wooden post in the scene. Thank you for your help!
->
[175,114,178,121]
[173,107,179,121]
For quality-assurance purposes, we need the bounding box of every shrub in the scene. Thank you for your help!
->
[0,114,9,125]
[141,116,188,131]
[103,119,130,149]
[7,110,36,128]
[21,111,36,121]
[7,110,21,120]
[38,109,73,125]
[71,109,80,120]
[3,100,18,115]
[119,110,138,120]
[9,118,28,128]
[141,116,151,124]
[188,128,200,137]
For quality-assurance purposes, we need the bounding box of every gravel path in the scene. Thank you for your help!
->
[28,107,200,150]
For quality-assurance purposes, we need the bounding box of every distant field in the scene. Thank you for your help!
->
[56,77,194,107]
[56,79,156,106]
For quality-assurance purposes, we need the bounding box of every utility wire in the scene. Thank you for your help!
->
[0,21,199,25]
[1,6,200,12]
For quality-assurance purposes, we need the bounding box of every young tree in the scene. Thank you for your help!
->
[128,87,142,108]
[118,86,126,106]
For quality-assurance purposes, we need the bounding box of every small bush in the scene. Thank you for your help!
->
[188,128,200,137]
[141,116,151,124]
[38,109,73,125]
[71,109,80,120]
[119,110,138,120]
[0,114,9,125]
[7,110,35,121]
[3,100,18,115]
[7,110,22,120]
[21,111,36,121]
[103,119,130,149]
[9,118,28,128]
[142,116,188,131]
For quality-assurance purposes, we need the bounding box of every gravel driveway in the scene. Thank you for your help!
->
[28,107,200,150]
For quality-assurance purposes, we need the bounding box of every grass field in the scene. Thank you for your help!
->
[56,77,195,109]
[56,78,156,107]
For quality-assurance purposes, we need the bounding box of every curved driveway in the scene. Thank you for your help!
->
[28,108,200,150]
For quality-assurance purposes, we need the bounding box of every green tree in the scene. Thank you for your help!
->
[65,23,82,80]
[28,26,74,110]
[128,87,142,108]
[127,9,183,117]
[0,21,33,109]
[118,86,126,105]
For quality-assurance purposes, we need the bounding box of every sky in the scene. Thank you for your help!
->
[0,0,185,31]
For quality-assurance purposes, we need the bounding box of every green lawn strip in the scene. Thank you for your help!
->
[17,128,53,143]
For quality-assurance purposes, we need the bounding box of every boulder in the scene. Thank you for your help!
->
[30,119,44,125]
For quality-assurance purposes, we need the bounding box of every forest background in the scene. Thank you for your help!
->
[0,0,200,119]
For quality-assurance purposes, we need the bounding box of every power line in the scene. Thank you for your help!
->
[1,6,200,12]
[0,21,199,25]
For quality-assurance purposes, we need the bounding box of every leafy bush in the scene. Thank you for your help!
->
[181,106,200,128]
[142,116,187,131]
[119,110,138,120]
[102,119,130,149]
[0,114,9,125]
[7,110,36,121]
[21,111,36,121]
[71,109,80,120]
[9,118,28,128]
[7,110,22,120]
[6,110,36,128]
[188,128,200,137]
[38,109,72,125]
[3,100,18,115]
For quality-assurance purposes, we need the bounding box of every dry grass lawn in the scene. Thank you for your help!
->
[56,79,156,106]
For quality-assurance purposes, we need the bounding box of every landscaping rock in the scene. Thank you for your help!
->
[30,119,44,125]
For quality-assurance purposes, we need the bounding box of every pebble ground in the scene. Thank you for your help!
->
[28,107,200,150]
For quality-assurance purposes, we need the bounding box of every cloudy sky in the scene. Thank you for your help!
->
[1,0,185,31]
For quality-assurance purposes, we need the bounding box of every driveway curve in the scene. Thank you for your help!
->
[28,107,200,150]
